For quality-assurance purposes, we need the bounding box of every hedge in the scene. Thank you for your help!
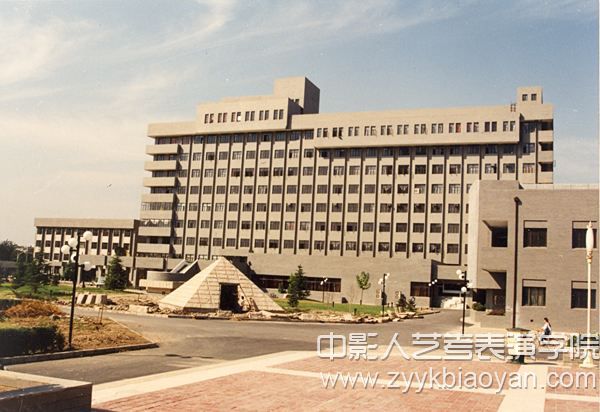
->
[0,325,65,357]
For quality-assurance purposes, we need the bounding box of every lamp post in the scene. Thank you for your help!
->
[61,230,94,349]
[320,278,328,303]
[428,279,438,308]
[456,269,471,334]
[581,221,595,368]
[378,273,390,316]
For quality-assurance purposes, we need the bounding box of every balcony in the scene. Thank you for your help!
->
[136,243,171,255]
[145,144,180,155]
[139,210,173,219]
[144,160,178,171]
[138,226,172,237]
[143,177,176,187]
[141,193,175,203]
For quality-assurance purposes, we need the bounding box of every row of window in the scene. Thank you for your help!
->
[147,200,465,214]
[152,160,545,180]
[317,121,517,138]
[490,226,597,249]
[522,284,596,309]
[155,131,312,146]
[36,228,132,237]
[181,237,462,254]
[203,109,286,124]
[181,182,472,196]
[184,219,465,233]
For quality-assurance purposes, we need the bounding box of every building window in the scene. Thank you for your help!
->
[432,164,444,174]
[447,224,460,234]
[572,223,597,248]
[412,243,424,253]
[415,165,427,174]
[447,244,459,254]
[523,285,546,306]
[524,227,547,247]
[571,281,597,309]
[522,163,535,173]
[490,226,508,247]
[503,163,516,174]
[430,223,441,233]
[395,242,407,252]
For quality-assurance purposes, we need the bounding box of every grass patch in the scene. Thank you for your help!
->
[274,299,383,316]
[0,283,129,301]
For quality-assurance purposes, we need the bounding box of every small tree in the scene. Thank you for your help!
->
[13,257,27,287]
[407,296,417,312]
[286,265,310,308]
[105,254,128,290]
[24,256,50,293]
[397,293,408,312]
[356,271,371,305]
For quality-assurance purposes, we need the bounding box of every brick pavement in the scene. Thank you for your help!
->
[93,351,599,412]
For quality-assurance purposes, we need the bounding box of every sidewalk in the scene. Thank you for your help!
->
[92,349,599,412]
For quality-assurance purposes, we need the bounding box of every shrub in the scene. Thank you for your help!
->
[0,325,65,356]
[4,300,63,318]
[472,302,486,311]
[286,265,310,308]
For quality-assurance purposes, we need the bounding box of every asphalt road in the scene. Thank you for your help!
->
[7,309,461,384]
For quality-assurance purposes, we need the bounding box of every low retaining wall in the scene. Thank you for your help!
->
[0,370,91,411]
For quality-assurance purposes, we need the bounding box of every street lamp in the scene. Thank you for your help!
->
[428,279,438,307]
[378,273,390,316]
[457,269,469,334]
[581,221,595,368]
[320,278,328,303]
[61,230,94,349]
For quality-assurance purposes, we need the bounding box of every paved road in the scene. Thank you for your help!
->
[8,309,460,384]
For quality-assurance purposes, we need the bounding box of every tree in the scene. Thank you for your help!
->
[13,257,27,287]
[286,265,310,308]
[356,271,371,305]
[0,240,19,261]
[105,254,128,290]
[397,293,408,312]
[24,256,50,293]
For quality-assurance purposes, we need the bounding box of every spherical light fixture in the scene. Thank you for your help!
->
[68,238,78,248]
[461,286,467,294]
[83,231,93,242]
[61,245,71,255]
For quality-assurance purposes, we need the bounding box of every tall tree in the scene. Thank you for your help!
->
[0,240,19,261]
[356,271,372,305]
[105,254,128,290]
[286,265,310,308]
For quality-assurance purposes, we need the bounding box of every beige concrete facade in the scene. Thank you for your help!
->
[34,218,139,281]
[136,77,555,305]
[468,181,599,332]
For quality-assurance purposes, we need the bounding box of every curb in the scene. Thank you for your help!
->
[0,342,158,367]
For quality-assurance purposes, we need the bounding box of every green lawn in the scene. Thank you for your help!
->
[274,298,383,316]
[0,283,128,300]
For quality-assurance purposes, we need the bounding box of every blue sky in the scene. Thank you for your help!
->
[1,0,598,244]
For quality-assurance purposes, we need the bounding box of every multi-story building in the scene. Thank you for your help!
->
[34,218,139,281]
[136,77,555,305]
[468,181,598,332]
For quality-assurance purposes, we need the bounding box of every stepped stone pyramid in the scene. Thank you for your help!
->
[159,256,283,312]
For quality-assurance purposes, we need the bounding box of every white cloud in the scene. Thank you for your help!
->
[0,16,97,86]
